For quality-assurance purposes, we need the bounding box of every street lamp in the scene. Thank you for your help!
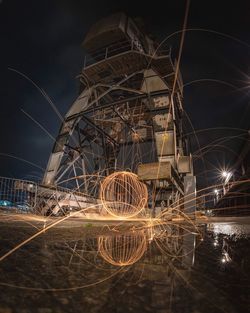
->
[221,170,232,195]
[222,171,228,178]
[221,170,232,181]
[214,189,219,204]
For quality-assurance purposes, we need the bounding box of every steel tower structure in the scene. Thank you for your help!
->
[42,13,195,215]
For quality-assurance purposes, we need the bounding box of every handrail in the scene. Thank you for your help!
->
[83,40,172,69]
[83,40,139,68]
[0,176,96,214]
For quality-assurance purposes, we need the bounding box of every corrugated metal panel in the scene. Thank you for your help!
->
[82,13,127,51]
[155,131,175,156]
[141,69,168,93]
[178,156,191,174]
[138,162,171,181]
[66,89,92,118]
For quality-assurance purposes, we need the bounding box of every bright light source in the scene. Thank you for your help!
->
[222,171,228,178]
[221,170,232,181]
[221,257,226,263]
[214,189,219,194]
[223,251,231,262]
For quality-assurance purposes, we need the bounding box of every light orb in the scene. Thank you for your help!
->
[98,231,147,266]
[100,171,148,218]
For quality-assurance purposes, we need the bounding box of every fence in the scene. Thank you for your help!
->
[0,176,97,215]
[0,176,37,212]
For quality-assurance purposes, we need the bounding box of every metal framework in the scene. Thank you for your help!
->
[41,13,195,215]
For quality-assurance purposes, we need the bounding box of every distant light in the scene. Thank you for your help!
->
[221,257,226,263]
[221,170,232,181]
[213,241,218,246]
[222,171,228,178]
[214,189,219,194]
[223,251,231,262]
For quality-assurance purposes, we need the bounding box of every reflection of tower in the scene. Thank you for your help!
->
[99,226,197,313]
[141,228,196,312]
[42,13,195,214]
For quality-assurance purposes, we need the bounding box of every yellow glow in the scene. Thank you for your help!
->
[98,230,147,266]
[100,171,148,218]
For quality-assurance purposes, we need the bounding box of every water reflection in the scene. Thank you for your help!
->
[0,220,249,312]
[208,222,250,237]
[97,223,198,269]
[98,230,147,266]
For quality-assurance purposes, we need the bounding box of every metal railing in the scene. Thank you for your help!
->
[83,38,152,68]
[0,176,37,212]
[83,39,172,69]
[83,40,134,68]
[0,176,98,215]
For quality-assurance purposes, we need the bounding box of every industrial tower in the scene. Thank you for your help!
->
[42,13,196,216]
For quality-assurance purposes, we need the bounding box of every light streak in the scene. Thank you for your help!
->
[98,230,147,266]
[100,171,148,218]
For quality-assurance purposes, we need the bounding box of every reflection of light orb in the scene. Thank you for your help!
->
[100,171,148,218]
[98,231,147,266]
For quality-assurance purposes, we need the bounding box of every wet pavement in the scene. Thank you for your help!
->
[0,215,249,313]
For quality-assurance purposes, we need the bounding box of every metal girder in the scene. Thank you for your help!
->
[41,14,193,217]
[81,115,119,147]
[83,90,169,115]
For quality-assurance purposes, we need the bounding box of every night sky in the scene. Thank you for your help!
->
[0,0,249,187]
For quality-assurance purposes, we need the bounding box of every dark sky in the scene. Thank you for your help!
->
[0,0,249,186]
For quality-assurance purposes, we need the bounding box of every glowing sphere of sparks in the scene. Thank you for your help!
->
[98,231,147,266]
[100,171,148,218]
